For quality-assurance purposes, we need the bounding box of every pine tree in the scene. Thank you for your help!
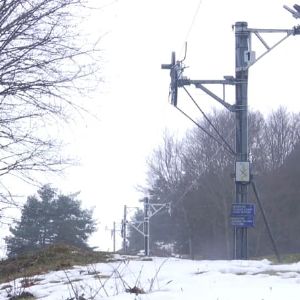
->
[5,185,96,256]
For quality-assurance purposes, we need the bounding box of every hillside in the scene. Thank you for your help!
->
[1,246,300,299]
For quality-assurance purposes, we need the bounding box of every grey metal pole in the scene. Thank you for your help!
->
[234,22,250,259]
[144,197,150,256]
[113,221,116,253]
[123,205,127,254]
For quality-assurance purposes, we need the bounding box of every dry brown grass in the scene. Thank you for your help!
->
[0,244,111,284]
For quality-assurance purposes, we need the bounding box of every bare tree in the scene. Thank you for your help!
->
[0,0,101,203]
[263,107,300,171]
[142,107,300,258]
[146,130,185,194]
[182,109,235,179]
[144,112,236,258]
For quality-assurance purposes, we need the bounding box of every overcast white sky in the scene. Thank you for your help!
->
[3,0,300,254]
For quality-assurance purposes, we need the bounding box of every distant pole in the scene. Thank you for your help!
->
[113,221,116,252]
[144,197,150,256]
[234,22,250,259]
[123,205,127,254]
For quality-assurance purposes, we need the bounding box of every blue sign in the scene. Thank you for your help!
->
[231,215,254,227]
[231,204,255,216]
[231,203,255,227]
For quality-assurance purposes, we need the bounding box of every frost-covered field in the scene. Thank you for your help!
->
[1,256,300,299]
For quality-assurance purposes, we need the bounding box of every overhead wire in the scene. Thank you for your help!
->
[182,86,235,156]
[161,0,236,210]
[171,124,235,208]
[171,94,235,208]
[176,0,235,156]
[175,106,234,157]
[180,0,204,56]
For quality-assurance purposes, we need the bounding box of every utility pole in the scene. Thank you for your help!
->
[234,22,250,259]
[122,205,127,254]
[113,221,116,252]
[144,197,150,256]
[126,199,170,256]
[162,10,300,260]
[108,221,122,253]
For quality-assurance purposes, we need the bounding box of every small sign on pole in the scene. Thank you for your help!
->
[231,203,255,227]
[231,203,255,216]
[231,215,254,227]
[235,161,250,182]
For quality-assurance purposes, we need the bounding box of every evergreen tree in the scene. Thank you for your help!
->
[5,185,96,256]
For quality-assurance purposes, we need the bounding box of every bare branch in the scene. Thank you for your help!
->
[0,0,101,210]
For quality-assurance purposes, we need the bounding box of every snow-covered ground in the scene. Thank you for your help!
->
[1,256,300,299]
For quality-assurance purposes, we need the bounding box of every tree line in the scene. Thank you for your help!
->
[128,107,300,259]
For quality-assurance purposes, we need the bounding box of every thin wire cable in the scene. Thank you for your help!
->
[180,0,203,55]
[175,106,234,157]
[172,124,236,208]
[183,86,235,155]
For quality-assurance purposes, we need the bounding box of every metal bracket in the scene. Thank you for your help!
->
[128,220,145,236]
[245,27,295,69]
[179,78,236,111]
[149,203,170,218]
[162,53,237,111]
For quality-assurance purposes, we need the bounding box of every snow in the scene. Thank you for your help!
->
[1,256,300,299]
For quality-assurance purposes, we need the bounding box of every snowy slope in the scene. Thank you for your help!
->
[1,256,300,299]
